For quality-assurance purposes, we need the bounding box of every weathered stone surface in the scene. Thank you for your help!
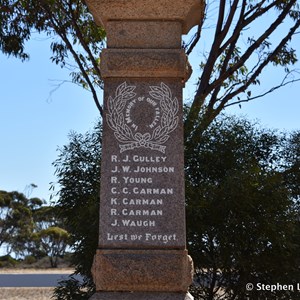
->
[89,292,194,300]
[106,21,181,49]
[92,249,194,292]
[100,49,191,80]
[86,0,205,34]
[85,1,202,299]
[99,79,186,249]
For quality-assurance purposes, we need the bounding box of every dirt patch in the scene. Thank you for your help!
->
[0,268,74,274]
[0,288,54,300]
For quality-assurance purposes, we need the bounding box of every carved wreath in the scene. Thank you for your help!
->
[106,82,179,153]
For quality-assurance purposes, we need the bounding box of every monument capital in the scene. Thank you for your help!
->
[85,0,205,34]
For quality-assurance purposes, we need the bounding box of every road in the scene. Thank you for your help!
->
[0,273,83,287]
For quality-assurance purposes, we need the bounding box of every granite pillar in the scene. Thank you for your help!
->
[84,1,205,299]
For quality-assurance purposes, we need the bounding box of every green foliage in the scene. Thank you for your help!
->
[53,276,94,300]
[34,206,64,230]
[0,0,105,112]
[52,121,102,295]
[186,116,300,299]
[1,0,300,297]
[282,131,300,201]
[0,190,70,264]
[51,115,300,299]
[23,255,37,265]
[0,254,18,268]
[1,1,300,120]
[36,226,70,267]
[0,0,105,62]
[0,190,40,255]
[184,0,300,144]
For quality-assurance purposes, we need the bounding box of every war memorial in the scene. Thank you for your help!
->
[85,1,205,299]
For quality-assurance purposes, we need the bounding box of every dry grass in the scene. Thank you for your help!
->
[0,288,54,300]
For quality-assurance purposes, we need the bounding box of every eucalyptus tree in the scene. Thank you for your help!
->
[52,122,102,297]
[1,0,300,134]
[0,190,43,257]
[0,0,105,113]
[185,116,300,299]
[51,116,300,299]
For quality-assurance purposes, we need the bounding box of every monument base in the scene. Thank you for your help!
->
[91,249,193,292]
[89,292,194,300]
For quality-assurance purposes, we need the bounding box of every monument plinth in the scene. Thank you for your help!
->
[85,1,204,299]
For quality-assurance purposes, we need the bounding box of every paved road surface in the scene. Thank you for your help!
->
[0,274,83,287]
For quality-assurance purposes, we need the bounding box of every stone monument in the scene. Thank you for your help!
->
[85,1,204,299]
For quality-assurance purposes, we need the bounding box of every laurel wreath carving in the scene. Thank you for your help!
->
[106,82,179,153]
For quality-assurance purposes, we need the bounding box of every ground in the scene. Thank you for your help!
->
[0,268,74,300]
[0,287,54,300]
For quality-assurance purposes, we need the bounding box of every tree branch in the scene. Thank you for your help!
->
[184,1,231,139]
[208,0,296,96]
[209,0,246,108]
[41,1,103,116]
[219,17,300,111]
[186,17,205,56]
[224,72,300,108]
[220,0,239,40]
[66,0,102,83]
[185,3,300,146]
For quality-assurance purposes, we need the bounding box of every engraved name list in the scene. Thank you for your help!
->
[106,153,177,245]
[99,82,186,248]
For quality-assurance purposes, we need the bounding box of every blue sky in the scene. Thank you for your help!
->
[0,37,101,202]
[0,32,299,203]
